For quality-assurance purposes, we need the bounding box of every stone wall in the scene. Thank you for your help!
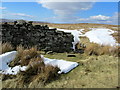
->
[1,21,74,53]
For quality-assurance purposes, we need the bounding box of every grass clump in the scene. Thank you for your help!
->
[20,47,40,66]
[7,45,60,88]
[84,43,119,56]
[17,62,59,87]
[42,65,60,83]
[111,32,119,43]
[1,42,14,54]
[1,74,16,81]
[9,46,41,67]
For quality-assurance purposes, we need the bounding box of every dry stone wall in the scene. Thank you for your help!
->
[1,21,74,53]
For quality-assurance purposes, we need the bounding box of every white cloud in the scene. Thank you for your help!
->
[1,11,36,20]
[38,0,118,25]
[90,15,110,20]
[78,13,118,25]
[11,13,34,18]
[38,1,95,23]
[78,15,111,22]
[0,7,6,10]
[45,13,118,24]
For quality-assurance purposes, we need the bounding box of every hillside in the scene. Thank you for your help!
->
[0,22,119,88]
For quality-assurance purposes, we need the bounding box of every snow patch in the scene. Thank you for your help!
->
[49,27,56,29]
[0,51,17,70]
[78,29,85,32]
[85,28,117,46]
[41,55,79,74]
[0,51,78,75]
[1,65,27,75]
[0,51,27,75]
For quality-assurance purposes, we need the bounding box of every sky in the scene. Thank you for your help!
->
[0,1,119,24]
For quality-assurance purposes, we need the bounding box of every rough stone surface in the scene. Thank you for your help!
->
[1,21,74,53]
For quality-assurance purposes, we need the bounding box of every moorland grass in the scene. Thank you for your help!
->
[1,23,119,88]
[2,53,118,88]
[2,46,60,88]
[1,42,14,54]
[42,54,118,88]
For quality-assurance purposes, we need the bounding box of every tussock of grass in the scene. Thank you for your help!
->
[9,46,41,67]
[43,65,60,83]
[1,74,16,81]
[16,63,59,88]
[20,47,40,66]
[6,46,60,88]
[1,42,14,54]
[84,43,119,56]
[79,36,119,57]
[111,32,119,43]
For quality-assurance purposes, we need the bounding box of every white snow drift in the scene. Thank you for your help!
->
[0,51,17,70]
[0,51,27,75]
[41,55,78,74]
[0,51,78,75]
[1,65,27,75]
[85,28,117,46]
[57,28,118,47]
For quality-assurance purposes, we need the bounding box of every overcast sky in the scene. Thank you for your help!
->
[1,1,119,24]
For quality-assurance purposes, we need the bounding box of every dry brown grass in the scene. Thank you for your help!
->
[16,63,59,87]
[46,23,118,30]
[9,46,41,67]
[1,42,14,54]
[20,47,40,66]
[1,74,16,81]
[3,45,60,88]
[2,55,118,88]
[82,29,90,34]
[43,65,60,83]
[79,36,119,57]
[106,26,118,31]
[84,43,119,56]
[111,32,119,43]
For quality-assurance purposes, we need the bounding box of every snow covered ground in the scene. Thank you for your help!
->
[84,28,117,46]
[41,55,78,74]
[0,51,78,75]
[0,51,27,75]
[56,28,118,46]
[0,51,17,71]
[1,65,27,75]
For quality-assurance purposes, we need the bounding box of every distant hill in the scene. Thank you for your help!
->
[32,21,49,24]
[0,19,49,24]
[0,19,15,23]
